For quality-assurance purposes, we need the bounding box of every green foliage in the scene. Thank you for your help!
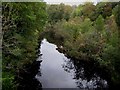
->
[82,2,96,18]
[113,3,120,27]
[94,15,104,31]
[72,2,96,19]
[47,3,73,24]
[2,2,47,88]
[72,5,83,17]
[2,72,15,90]
[2,1,120,88]
[45,2,120,87]
[72,2,117,21]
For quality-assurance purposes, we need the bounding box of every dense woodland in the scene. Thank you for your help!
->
[2,2,47,89]
[2,1,120,89]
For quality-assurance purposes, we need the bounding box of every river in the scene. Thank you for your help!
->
[35,38,109,89]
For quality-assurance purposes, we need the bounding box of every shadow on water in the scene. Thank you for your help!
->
[35,38,111,89]
[15,59,43,90]
[62,58,110,89]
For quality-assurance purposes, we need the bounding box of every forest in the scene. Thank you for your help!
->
[1,1,120,90]
[2,2,47,89]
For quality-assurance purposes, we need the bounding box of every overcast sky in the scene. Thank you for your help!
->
[44,0,120,5]
[2,0,120,3]
[44,0,101,5]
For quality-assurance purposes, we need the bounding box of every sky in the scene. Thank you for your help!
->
[44,0,101,5]
[2,0,120,3]
[44,0,119,5]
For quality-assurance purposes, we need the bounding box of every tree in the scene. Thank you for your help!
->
[72,4,83,17]
[82,2,96,18]
[63,5,73,21]
[47,3,73,24]
[114,3,120,28]
[94,15,104,32]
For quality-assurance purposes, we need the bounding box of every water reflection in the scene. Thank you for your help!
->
[62,58,108,89]
[36,39,77,88]
[36,38,109,89]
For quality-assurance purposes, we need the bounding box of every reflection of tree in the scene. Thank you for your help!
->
[62,58,109,89]
[62,58,75,73]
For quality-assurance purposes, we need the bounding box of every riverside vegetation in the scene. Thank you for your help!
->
[2,1,120,89]
[2,2,47,89]
[44,2,120,88]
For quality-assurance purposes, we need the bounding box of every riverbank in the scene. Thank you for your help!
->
[2,2,47,89]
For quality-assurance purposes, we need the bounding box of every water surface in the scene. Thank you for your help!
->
[36,39,108,89]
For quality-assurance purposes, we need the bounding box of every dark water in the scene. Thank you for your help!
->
[15,60,42,90]
[35,38,109,89]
